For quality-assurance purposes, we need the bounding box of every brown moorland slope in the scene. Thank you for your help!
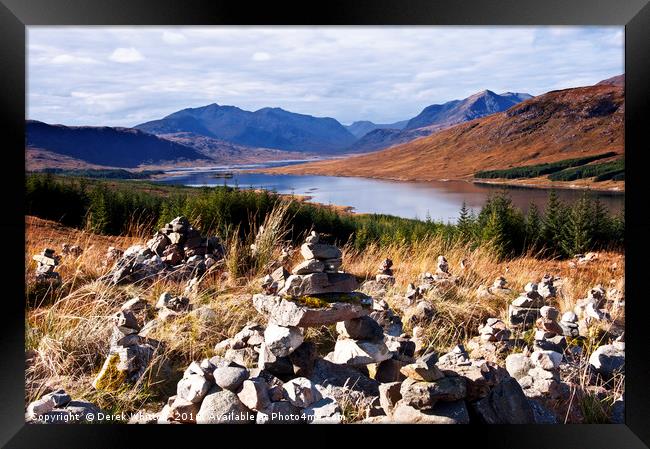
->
[267,78,623,183]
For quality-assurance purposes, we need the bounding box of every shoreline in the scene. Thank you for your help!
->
[249,167,625,194]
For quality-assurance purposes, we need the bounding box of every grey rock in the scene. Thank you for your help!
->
[279,272,359,297]
[379,382,402,416]
[292,259,325,275]
[505,353,533,380]
[282,377,323,408]
[263,324,304,357]
[310,359,379,396]
[177,373,211,403]
[336,316,384,341]
[472,377,536,424]
[195,387,255,424]
[213,366,249,391]
[252,293,370,327]
[256,401,305,424]
[303,397,342,423]
[392,399,469,424]
[589,344,625,378]
[300,243,342,261]
[331,338,393,366]
[400,377,467,410]
[237,379,271,411]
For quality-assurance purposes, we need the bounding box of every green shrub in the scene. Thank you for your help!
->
[475,152,618,179]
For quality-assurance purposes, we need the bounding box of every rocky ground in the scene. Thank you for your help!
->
[25,216,624,424]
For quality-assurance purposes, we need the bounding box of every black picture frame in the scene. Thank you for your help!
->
[2,0,649,447]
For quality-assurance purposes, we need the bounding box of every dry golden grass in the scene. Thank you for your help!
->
[25,214,624,421]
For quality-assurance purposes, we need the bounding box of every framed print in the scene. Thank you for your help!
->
[2,0,649,447]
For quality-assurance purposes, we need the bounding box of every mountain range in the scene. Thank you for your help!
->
[267,76,624,182]
[26,77,622,172]
[347,90,532,153]
[135,104,357,153]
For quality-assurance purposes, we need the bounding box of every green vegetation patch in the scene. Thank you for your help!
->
[548,158,624,182]
[34,168,164,179]
[474,152,618,179]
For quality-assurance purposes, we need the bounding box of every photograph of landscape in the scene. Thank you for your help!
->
[25,26,625,424]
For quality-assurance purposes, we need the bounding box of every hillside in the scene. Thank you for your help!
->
[136,104,357,153]
[345,120,408,138]
[346,90,531,153]
[26,121,207,169]
[268,79,623,184]
[158,132,317,164]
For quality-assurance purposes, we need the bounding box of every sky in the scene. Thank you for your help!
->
[27,26,624,127]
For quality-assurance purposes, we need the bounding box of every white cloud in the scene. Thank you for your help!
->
[109,47,144,63]
[50,54,98,65]
[162,31,187,44]
[27,26,624,126]
[252,51,271,61]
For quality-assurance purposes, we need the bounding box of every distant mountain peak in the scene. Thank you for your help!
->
[136,103,356,153]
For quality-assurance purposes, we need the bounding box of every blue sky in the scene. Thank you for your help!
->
[27,26,623,127]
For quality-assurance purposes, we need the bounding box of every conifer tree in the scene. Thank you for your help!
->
[561,192,594,256]
[524,202,542,251]
[542,190,567,256]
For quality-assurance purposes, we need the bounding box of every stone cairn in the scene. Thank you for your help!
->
[418,255,457,293]
[32,248,61,284]
[466,318,514,362]
[506,349,568,400]
[61,243,83,257]
[508,282,545,328]
[476,276,512,300]
[102,216,224,285]
[155,233,548,425]
[375,258,395,285]
[574,285,611,325]
[92,297,162,391]
[533,306,567,353]
[25,389,103,424]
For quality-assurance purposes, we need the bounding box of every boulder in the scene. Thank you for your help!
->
[400,377,467,410]
[300,243,342,261]
[472,377,536,424]
[195,387,255,424]
[303,397,342,423]
[213,366,249,391]
[237,379,271,411]
[176,373,211,403]
[373,359,406,383]
[292,259,325,275]
[505,353,533,380]
[252,293,370,327]
[263,324,304,357]
[279,272,359,297]
[331,339,393,366]
[282,377,323,408]
[589,344,625,378]
[310,359,379,396]
[392,399,469,424]
[530,350,562,371]
[256,401,305,424]
[379,382,402,416]
[336,316,384,341]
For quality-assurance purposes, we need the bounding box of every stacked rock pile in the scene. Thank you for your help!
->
[574,285,610,323]
[375,258,395,285]
[92,298,163,390]
[508,282,545,328]
[506,349,568,400]
[478,318,511,342]
[466,318,515,362]
[25,389,103,424]
[537,274,557,299]
[418,255,457,293]
[32,248,61,283]
[533,306,567,353]
[558,311,580,337]
[155,291,192,321]
[102,216,224,285]
[61,243,83,257]
[477,276,513,300]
